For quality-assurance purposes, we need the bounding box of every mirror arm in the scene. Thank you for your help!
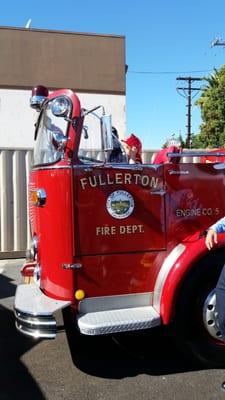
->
[81,105,105,118]
[64,116,74,123]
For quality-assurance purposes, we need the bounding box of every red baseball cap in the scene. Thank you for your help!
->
[122,134,142,154]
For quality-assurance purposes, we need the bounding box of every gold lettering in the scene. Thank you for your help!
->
[80,178,88,190]
[124,173,132,184]
[176,209,184,217]
[96,226,116,235]
[126,225,132,233]
[96,224,145,236]
[176,208,216,218]
[107,174,114,185]
[150,177,158,189]
[104,226,110,235]
[138,224,144,233]
[120,226,126,234]
[111,226,116,235]
[141,175,149,186]
[98,175,106,186]
[96,227,102,235]
[115,173,123,184]
[133,174,141,184]
[119,224,144,234]
[89,176,97,188]
[81,174,161,190]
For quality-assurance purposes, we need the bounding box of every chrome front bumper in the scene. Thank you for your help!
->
[14,284,71,339]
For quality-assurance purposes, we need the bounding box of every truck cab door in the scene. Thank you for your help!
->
[73,164,166,255]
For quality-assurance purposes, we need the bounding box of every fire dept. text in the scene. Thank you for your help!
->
[96,224,144,236]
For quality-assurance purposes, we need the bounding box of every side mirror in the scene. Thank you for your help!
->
[100,114,113,151]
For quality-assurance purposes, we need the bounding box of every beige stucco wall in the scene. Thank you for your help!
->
[0,89,126,148]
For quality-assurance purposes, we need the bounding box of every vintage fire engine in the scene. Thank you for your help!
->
[14,86,225,367]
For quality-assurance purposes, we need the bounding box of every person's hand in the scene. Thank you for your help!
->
[205,228,218,250]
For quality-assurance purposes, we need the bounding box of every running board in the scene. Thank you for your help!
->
[77,306,160,335]
[14,284,71,339]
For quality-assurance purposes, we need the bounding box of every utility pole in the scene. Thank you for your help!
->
[176,76,202,148]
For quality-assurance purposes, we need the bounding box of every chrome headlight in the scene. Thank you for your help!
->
[51,97,71,117]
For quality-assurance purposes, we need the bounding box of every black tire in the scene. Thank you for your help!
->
[171,248,225,367]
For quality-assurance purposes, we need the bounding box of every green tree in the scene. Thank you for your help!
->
[195,66,225,148]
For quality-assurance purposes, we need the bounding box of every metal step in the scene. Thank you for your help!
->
[77,306,160,335]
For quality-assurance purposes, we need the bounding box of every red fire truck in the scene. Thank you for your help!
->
[14,86,225,367]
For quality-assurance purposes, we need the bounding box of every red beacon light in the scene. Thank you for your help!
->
[30,85,49,111]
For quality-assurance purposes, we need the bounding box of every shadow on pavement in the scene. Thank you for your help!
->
[63,309,201,379]
[0,273,45,400]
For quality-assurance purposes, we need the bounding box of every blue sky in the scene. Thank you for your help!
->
[1,0,225,149]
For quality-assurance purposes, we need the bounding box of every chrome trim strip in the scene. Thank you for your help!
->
[79,292,153,314]
[62,263,82,270]
[167,151,225,158]
[213,164,225,170]
[168,170,189,175]
[72,164,161,171]
[73,164,106,170]
[153,244,186,313]
[32,164,163,171]
[32,165,72,171]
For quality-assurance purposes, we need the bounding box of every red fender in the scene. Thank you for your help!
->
[154,233,225,325]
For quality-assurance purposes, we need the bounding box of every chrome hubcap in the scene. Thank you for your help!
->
[203,289,223,341]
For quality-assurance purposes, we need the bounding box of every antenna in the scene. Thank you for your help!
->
[211,37,220,47]
[211,36,225,47]
[25,19,32,29]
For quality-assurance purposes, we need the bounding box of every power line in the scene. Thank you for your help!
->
[128,69,213,75]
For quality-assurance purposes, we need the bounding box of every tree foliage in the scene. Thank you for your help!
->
[194,65,225,148]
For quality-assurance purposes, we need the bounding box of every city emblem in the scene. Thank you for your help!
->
[106,190,134,219]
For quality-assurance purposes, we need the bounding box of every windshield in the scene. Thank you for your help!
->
[33,100,69,166]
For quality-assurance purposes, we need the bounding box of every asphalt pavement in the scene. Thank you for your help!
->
[1,258,225,400]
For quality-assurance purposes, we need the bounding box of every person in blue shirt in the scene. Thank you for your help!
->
[206,217,225,250]
[205,218,225,392]
[206,218,225,336]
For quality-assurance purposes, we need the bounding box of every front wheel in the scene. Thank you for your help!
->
[171,249,225,367]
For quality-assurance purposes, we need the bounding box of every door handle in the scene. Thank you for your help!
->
[150,190,166,196]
